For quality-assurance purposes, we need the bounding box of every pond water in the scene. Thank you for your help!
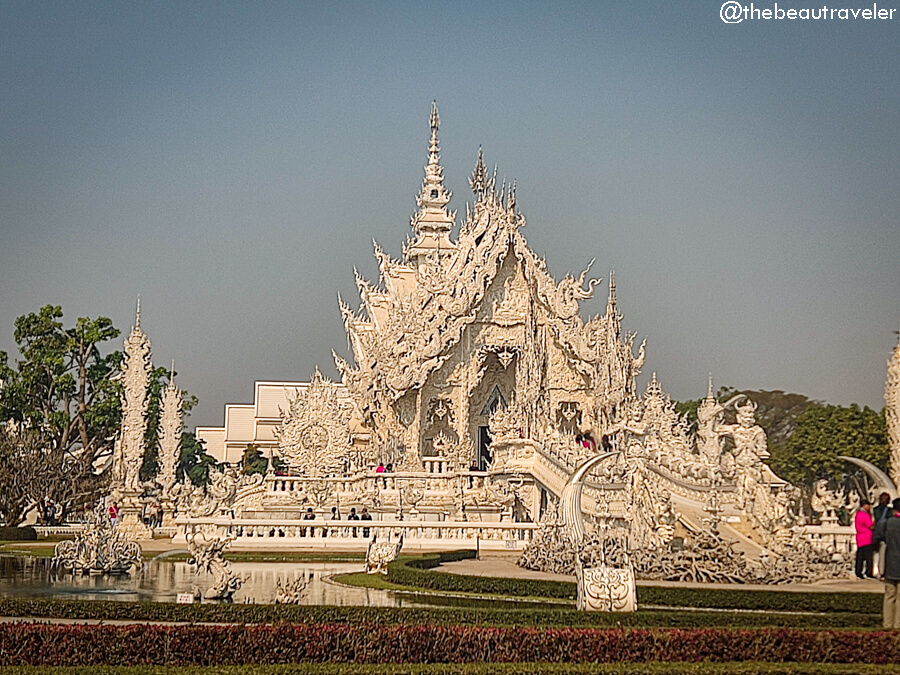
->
[0,556,550,609]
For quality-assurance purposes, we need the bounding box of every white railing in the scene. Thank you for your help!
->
[34,525,86,537]
[174,517,538,551]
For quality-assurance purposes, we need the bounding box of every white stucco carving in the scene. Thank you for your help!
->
[113,303,152,495]
[157,371,183,499]
[274,368,355,476]
[887,328,900,488]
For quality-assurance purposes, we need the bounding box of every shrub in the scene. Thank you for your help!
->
[387,552,576,599]
[0,597,880,630]
[0,526,37,541]
[1,624,899,666]
[387,554,882,614]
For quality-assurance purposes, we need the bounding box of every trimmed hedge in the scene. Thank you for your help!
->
[387,554,882,615]
[0,597,881,630]
[0,526,37,541]
[387,553,576,600]
[3,665,900,675]
[1,624,900,666]
[638,586,880,615]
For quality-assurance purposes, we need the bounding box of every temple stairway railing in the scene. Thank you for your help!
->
[173,517,538,551]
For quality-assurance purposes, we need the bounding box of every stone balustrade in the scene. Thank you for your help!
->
[173,517,538,551]
[266,470,494,495]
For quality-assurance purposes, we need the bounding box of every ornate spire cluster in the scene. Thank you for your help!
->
[157,363,183,499]
[469,147,488,200]
[407,102,456,261]
[886,325,900,487]
[115,304,153,494]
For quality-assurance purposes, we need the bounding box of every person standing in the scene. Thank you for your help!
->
[302,507,315,537]
[875,492,892,522]
[108,502,119,529]
[360,507,372,538]
[348,507,360,537]
[873,498,900,629]
[874,492,893,577]
[855,499,875,578]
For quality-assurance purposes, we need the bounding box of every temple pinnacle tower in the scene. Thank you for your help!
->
[406,102,457,263]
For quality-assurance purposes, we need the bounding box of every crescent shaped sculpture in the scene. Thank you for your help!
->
[839,455,897,499]
[560,451,619,542]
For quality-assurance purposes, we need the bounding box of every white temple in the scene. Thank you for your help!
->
[190,104,823,557]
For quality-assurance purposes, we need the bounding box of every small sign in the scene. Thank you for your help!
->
[505,540,518,550]
[176,593,195,604]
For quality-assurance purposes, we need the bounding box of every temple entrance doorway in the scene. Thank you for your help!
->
[478,426,492,471]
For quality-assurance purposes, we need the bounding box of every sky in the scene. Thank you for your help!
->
[1,1,898,430]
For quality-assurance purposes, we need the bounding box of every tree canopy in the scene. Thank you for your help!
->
[0,304,212,525]
[0,306,122,520]
[767,403,889,487]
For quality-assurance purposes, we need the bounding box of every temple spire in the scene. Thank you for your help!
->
[135,296,141,329]
[469,146,487,200]
[406,101,456,263]
[607,271,617,311]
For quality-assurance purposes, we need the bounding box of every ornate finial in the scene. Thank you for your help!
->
[429,100,440,131]
[508,181,516,212]
[407,102,455,260]
[707,373,714,399]
[605,271,617,317]
[135,295,141,328]
[469,147,487,199]
[170,360,176,384]
[646,372,662,397]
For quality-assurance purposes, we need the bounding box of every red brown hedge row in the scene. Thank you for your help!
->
[1,624,899,666]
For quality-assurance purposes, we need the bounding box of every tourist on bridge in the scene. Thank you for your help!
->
[361,507,372,537]
[873,498,900,628]
[348,507,360,537]
[301,507,315,537]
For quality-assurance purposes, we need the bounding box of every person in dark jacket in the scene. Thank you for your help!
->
[873,497,900,629]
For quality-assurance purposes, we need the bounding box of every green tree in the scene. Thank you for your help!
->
[0,306,121,518]
[0,305,205,520]
[0,426,53,526]
[768,403,888,487]
[241,443,268,476]
[177,431,218,487]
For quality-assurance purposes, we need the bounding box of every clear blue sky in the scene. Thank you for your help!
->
[1,1,898,428]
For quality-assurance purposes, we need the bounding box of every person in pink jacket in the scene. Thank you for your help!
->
[855,499,875,579]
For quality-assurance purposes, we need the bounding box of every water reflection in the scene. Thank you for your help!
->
[0,555,551,609]
[0,555,557,610]
[0,555,398,605]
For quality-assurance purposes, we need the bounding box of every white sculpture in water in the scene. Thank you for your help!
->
[51,502,142,575]
[186,525,242,601]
